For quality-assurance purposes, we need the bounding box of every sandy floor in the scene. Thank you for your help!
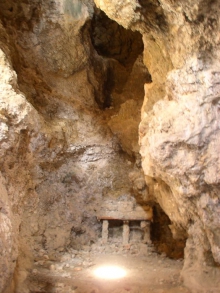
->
[28,242,193,293]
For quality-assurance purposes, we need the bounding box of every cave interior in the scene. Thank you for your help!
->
[0,0,220,293]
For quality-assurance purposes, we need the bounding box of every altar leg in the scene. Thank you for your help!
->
[102,220,109,244]
[141,220,151,244]
[123,220,130,244]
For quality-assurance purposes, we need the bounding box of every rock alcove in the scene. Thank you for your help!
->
[0,0,220,293]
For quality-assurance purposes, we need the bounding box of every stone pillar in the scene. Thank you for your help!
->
[102,220,109,244]
[123,220,130,244]
[141,221,151,244]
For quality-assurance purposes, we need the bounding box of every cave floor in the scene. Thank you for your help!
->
[28,242,191,293]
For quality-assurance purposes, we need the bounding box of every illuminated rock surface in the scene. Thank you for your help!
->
[0,0,220,292]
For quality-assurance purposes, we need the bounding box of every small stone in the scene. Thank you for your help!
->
[61,254,71,262]
[56,283,64,288]
[55,264,63,270]
[50,264,55,271]
[124,244,131,250]
[43,254,49,260]
[74,267,82,271]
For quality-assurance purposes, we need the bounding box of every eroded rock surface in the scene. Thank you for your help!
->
[95,0,220,291]
[0,1,149,292]
[0,0,220,292]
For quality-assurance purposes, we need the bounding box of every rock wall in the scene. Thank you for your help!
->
[1,0,220,292]
[95,0,220,291]
[0,173,17,293]
[0,1,149,292]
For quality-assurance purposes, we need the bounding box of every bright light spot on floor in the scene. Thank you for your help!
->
[94,265,126,279]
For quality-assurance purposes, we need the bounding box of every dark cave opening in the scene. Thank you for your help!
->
[151,204,186,259]
[89,8,151,109]
[90,9,144,67]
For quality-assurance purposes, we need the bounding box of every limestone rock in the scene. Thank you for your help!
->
[0,0,220,292]
[0,174,17,293]
[0,1,147,291]
[97,0,220,290]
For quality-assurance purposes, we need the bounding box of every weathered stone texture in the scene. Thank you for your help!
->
[0,173,17,293]
[0,1,149,292]
[96,0,220,290]
[98,197,153,220]
[1,0,220,292]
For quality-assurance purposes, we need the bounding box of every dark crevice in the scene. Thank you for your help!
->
[151,204,186,259]
[103,66,114,108]
[90,9,143,67]
[89,8,151,110]
[136,0,168,32]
